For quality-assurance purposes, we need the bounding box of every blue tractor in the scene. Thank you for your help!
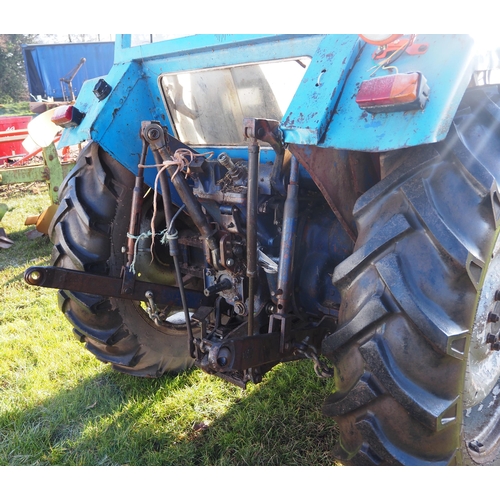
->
[25,34,500,465]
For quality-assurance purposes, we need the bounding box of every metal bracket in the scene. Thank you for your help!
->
[372,38,429,60]
[243,118,284,155]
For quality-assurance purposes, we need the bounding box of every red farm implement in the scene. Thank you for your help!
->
[0,114,76,245]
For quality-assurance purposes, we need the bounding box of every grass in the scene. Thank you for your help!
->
[0,182,340,466]
[0,101,33,117]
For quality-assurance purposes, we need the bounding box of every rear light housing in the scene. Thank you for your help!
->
[359,34,403,46]
[51,105,84,128]
[355,72,430,114]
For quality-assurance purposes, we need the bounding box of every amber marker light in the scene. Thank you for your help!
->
[355,72,430,113]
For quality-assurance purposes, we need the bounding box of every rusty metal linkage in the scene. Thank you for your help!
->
[24,265,203,309]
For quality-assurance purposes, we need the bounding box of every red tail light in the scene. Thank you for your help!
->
[51,105,84,128]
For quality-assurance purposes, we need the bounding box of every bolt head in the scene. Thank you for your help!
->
[147,128,160,140]
[487,333,497,344]
[488,312,500,323]
[265,303,276,315]
[469,440,484,452]
[234,302,247,316]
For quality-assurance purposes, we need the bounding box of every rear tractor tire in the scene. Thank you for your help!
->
[49,141,196,377]
[323,86,500,465]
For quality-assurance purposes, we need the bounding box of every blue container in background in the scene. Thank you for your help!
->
[22,41,115,101]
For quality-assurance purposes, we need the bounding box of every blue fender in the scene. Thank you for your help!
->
[282,35,479,151]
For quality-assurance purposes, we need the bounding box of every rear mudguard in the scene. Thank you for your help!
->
[59,34,484,183]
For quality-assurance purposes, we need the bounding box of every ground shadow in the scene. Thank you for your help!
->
[0,359,339,466]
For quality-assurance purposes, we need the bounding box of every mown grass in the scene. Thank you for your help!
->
[0,182,339,466]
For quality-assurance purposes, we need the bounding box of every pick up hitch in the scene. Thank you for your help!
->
[191,309,332,389]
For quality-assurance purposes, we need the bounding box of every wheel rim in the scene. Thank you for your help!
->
[464,233,500,463]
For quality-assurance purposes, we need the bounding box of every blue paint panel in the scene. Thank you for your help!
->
[281,35,361,145]
[22,42,115,101]
[59,34,486,173]
[58,62,134,147]
[138,35,323,75]
[59,35,327,178]
[113,34,321,65]
[317,35,477,151]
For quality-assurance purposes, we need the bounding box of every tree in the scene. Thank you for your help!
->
[0,34,38,102]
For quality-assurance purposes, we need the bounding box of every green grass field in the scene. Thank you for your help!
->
[0,182,339,466]
[0,102,32,117]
